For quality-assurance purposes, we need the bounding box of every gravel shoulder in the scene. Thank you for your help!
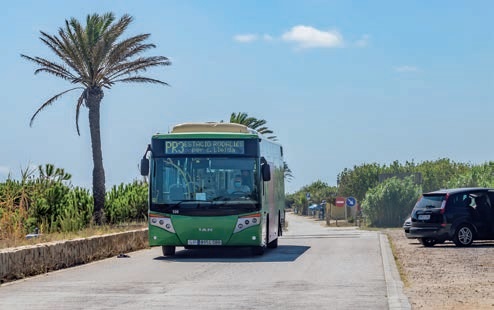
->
[386,229,494,309]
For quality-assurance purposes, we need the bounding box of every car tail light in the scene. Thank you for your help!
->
[440,193,449,214]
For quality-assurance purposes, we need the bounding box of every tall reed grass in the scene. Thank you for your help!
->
[0,164,148,244]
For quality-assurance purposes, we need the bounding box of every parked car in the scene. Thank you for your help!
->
[402,217,412,239]
[308,203,322,211]
[409,187,494,247]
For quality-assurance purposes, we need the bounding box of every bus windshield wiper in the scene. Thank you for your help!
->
[171,200,208,208]
[211,196,232,201]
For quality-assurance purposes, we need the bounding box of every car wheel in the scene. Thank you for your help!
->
[453,224,474,247]
[419,237,437,247]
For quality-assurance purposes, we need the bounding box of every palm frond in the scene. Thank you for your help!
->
[75,91,85,135]
[110,76,169,85]
[103,34,153,68]
[105,14,132,42]
[44,31,86,79]
[106,56,170,81]
[64,19,90,79]
[39,33,80,78]
[33,68,73,81]
[250,119,268,129]
[58,28,89,82]
[30,87,83,127]
[20,54,75,81]
[230,112,249,124]
[229,112,278,140]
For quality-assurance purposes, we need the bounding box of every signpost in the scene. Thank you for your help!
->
[346,197,356,207]
[335,196,357,221]
[345,197,357,221]
[335,197,345,222]
[335,197,345,207]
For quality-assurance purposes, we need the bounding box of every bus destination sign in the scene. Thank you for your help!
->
[165,140,245,155]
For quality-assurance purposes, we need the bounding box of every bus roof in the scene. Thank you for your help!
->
[171,122,251,134]
[152,122,261,139]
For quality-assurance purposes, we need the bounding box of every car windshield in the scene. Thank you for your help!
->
[415,194,445,209]
[151,157,258,204]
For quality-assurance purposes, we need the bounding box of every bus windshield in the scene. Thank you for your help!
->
[151,157,258,205]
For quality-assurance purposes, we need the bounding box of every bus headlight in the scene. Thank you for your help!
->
[234,213,260,233]
[149,214,176,233]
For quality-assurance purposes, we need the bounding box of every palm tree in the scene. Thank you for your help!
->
[229,112,293,182]
[229,112,277,140]
[21,13,171,224]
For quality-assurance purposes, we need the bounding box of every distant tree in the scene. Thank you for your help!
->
[22,13,171,224]
[447,162,494,188]
[415,158,469,192]
[286,180,336,215]
[337,163,382,202]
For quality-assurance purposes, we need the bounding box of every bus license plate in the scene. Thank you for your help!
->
[418,214,430,220]
[188,240,222,246]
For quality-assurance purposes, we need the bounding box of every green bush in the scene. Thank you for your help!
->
[361,177,421,227]
[57,187,94,232]
[105,181,148,224]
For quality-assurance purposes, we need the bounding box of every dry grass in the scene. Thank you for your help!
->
[384,228,410,288]
[0,222,147,250]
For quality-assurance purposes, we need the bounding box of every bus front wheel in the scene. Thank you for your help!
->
[162,246,176,256]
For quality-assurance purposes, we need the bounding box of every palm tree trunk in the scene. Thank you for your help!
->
[86,87,106,225]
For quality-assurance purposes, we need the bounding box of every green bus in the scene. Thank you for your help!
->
[140,122,285,256]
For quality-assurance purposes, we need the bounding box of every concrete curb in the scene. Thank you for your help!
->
[379,233,411,310]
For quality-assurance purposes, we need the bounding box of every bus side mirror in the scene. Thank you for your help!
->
[261,163,271,181]
[140,158,149,176]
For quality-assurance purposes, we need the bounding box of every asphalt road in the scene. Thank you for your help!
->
[0,212,404,309]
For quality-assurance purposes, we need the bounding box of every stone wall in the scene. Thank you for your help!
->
[0,228,148,283]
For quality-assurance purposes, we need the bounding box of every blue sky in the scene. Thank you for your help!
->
[1,1,493,194]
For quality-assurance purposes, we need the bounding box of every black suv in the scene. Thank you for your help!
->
[409,187,494,247]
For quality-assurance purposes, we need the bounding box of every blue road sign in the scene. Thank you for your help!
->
[306,192,311,199]
[346,197,357,207]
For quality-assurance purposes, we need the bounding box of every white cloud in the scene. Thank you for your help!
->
[233,34,258,43]
[281,25,343,49]
[394,65,420,73]
[263,34,273,41]
[355,34,370,47]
